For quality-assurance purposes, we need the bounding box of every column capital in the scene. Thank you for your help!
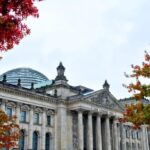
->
[106,114,112,118]
[77,108,84,113]
[87,110,94,115]
[97,112,105,117]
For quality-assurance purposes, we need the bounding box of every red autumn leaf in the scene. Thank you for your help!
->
[0,0,42,51]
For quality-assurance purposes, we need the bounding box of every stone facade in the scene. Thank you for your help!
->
[0,63,149,150]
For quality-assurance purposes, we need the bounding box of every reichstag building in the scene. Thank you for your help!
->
[0,62,149,150]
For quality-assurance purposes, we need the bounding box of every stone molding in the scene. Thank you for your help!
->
[0,84,57,104]
[6,101,16,108]
[20,104,30,111]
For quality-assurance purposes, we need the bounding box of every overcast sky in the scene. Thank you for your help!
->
[0,0,150,99]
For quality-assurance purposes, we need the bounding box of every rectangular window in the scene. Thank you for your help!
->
[137,131,141,139]
[6,107,12,117]
[34,113,39,124]
[126,129,130,138]
[132,131,136,139]
[20,111,26,122]
[47,116,51,126]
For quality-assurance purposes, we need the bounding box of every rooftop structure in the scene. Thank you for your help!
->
[0,68,49,88]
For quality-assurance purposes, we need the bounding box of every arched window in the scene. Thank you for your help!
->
[19,130,25,150]
[45,133,51,150]
[32,131,38,150]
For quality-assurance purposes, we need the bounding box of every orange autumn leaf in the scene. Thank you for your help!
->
[121,51,150,128]
[0,109,19,149]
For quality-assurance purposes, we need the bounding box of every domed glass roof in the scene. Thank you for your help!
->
[0,68,49,88]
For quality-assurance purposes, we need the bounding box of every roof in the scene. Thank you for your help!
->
[0,68,49,88]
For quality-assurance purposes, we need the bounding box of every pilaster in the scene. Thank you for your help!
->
[41,109,46,150]
[15,103,21,124]
[28,105,33,150]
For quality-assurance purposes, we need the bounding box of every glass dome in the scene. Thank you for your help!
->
[0,68,49,88]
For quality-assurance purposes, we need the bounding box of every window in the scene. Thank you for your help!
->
[6,107,12,117]
[137,131,141,139]
[34,113,39,124]
[19,130,25,150]
[126,129,130,138]
[47,116,51,126]
[20,111,26,122]
[132,131,136,139]
[32,131,38,150]
[45,133,51,150]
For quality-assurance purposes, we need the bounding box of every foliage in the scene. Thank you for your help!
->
[0,0,42,51]
[121,51,150,128]
[0,109,19,149]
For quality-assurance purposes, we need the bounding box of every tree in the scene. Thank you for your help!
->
[0,109,19,149]
[121,51,150,128]
[0,0,42,51]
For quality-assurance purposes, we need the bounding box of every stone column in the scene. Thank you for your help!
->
[142,125,150,150]
[120,123,126,150]
[12,103,20,150]
[135,131,139,150]
[145,126,150,150]
[129,128,132,150]
[67,110,73,150]
[105,115,112,150]
[87,112,93,150]
[96,113,102,150]
[113,119,119,150]
[41,109,46,150]
[78,110,84,150]
[28,106,33,150]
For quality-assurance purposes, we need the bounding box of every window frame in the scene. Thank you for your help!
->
[34,113,39,124]
[6,107,13,117]
[20,111,27,123]
[47,115,51,126]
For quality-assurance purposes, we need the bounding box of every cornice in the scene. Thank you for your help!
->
[0,84,57,104]
[67,99,123,113]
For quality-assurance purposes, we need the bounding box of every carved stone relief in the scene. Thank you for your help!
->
[85,91,121,111]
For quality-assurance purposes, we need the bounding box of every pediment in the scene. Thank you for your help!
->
[82,90,123,111]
